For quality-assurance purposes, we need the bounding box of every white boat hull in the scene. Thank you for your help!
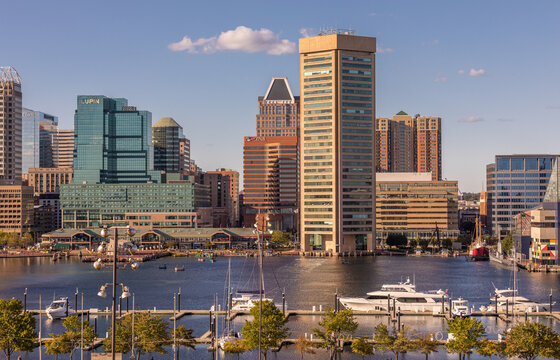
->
[339,297,444,313]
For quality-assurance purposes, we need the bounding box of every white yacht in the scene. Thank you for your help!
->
[492,288,553,312]
[230,290,281,311]
[46,297,75,320]
[451,298,471,317]
[339,278,448,313]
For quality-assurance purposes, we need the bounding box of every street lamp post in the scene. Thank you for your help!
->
[95,225,137,360]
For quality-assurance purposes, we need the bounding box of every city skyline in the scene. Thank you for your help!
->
[4,0,560,192]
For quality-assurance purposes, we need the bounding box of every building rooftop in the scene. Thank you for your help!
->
[0,66,21,84]
[396,110,408,115]
[153,117,182,128]
[263,77,295,103]
[376,172,433,182]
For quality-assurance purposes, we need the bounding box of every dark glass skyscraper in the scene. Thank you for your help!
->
[152,117,187,173]
[73,95,160,184]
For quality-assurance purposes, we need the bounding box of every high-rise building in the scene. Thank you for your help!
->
[200,169,239,227]
[375,112,442,180]
[0,67,23,185]
[22,108,59,172]
[152,117,190,173]
[56,129,74,168]
[256,77,300,137]
[73,95,160,184]
[0,185,34,235]
[299,32,376,253]
[243,136,298,231]
[179,137,191,173]
[487,154,557,239]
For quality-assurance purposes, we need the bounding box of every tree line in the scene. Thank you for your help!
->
[2,298,560,359]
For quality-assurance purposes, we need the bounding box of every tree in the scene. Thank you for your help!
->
[442,238,453,249]
[476,339,504,359]
[373,324,416,360]
[105,312,171,360]
[445,317,486,360]
[44,334,70,360]
[351,336,373,359]
[501,321,560,360]
[7,234,19,249]
[56,315,96,360]
[415,333,439,360]
[386,234,407,248]
[408,239,417,248]
[313,307,358,360]
[295,335,315,359]
[419,239,429,250]
[501,233,513,256]
[242,300,289,360]
[0,299,37,360]
[223,339,246,359]
[21,233,34,248]
[175,325,195,353]
[270,231,292,245]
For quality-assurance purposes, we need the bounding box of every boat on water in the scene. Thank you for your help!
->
[230,290,279,311]
[174,265,185,272]
[492,288,553,312]
[451,298,471,317]
[46,297,75,319]
[218,259,241,349]
[466,217,489,261]
[158,264,167,270]
[339,278,448,313]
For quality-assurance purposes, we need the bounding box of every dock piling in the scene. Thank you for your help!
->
[24,288,27,313]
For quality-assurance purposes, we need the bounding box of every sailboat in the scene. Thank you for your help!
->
[219,258,240,349]
[466,216,489,261]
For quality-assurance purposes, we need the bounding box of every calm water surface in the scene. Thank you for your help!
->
[1,255,559,359]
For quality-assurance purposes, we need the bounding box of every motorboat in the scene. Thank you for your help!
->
[451,298,471,317]
[46,297,75,319]
[492,288,553,312]
[230,290,280,311]
[158,264,167,270]
[339,278,448,313]
[174,265,185,272]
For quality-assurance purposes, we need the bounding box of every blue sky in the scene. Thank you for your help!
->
[4,0,560,192]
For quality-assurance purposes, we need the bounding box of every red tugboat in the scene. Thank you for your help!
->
[466,217,489,261]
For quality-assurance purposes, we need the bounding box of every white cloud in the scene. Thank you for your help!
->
[299,28,313,38]
[377,45,395,54]
[434,77,448,83]
[469,68,486,77]
[370,12,377,16]
[168,26,296,55]
[457,69,465,75]
[459,116,484,123]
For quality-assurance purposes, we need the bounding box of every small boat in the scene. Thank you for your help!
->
[174,265,185,272]
[492,288,553,312]
[158,264,167,270]
[466,217,489,261]
[451,298,471,317]
[46,297,75,319]
[198,258,205,262]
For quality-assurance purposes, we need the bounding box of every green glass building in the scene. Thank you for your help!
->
[60,182,195,228]
[73,95,161,184]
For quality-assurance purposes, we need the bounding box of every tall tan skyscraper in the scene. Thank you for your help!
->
[0,67,22,184]
[256,77,300,137]
[56,129,74,168]
[299,31,376,253]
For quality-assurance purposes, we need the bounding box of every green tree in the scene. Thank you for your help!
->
[21,232,34,248]
[373,324,416,360]
[242,300,289,360]
[295,335,315,359]
[408,239,417,248]
[415,333,439,360]
[175,325,195,352]
[7,234,19,249]
[502,321,560,360]
[0,299,37,360]
[313,307,358,360]
[270,231,292,245]
[351,336,373,359]
[501,233,513,256]
[223,339,246,359]
[419,239,429,250]
[0,232,8,248]
[476,339,504,359]
[386,234,408,248]
[58,315,96,360]
[442,238,453,249]
[44,334,70,360]
[105,312,171,360]
[445,317,486,360]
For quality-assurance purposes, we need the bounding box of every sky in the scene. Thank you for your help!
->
[3,0,560,192]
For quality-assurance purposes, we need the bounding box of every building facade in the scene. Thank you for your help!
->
[256,77,300,137]
[375,112,442,180]
[299,32,376,253]
[152,117,190,173]
[27,167,73,195]
[60,182,194,228]
[56,129,74,168]
[376,172,459,243]
[487,154,557,239]
[0,67,22,185]
[0,185,34,235]
[73,95,160,184]
[22,108,59,172]
[243,136,298,231]
[200,169,240,226]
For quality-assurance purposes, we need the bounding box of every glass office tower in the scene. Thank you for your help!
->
[73,95,160,184]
